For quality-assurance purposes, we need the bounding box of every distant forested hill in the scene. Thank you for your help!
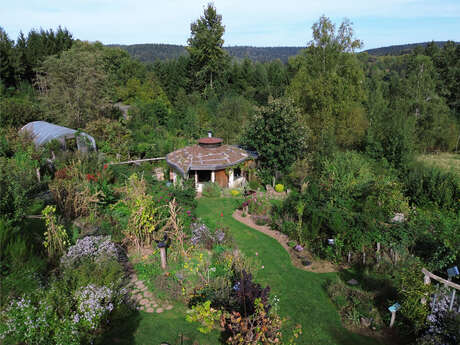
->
[107,43,304,63]
[364,41,459,56]
[108,41,459,63]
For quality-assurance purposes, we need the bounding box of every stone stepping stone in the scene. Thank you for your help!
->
[347,278,359,286]
[140,298,149,306]
[156,307,164,313]
[152,303,158,308]
[144,291,153,298]
[165,305,173,310]
[146,307,154,313]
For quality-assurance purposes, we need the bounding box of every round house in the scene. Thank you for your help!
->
[166,136,255,192]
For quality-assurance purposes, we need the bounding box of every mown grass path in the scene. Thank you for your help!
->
[197,197,381,345]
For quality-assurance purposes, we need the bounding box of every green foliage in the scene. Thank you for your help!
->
[408,208,460,271]
[84,118,131,158]
[274,184,284,193]
[327,279,382,329]
[202,182,222,198]
[36,41,112,128]
[118,173,167,249]
[402,161,460,211]
[42,205,69,261]
[187,3,229,93]
[396,259,433,332]
[0,83,43,127]
[365,76,416,169]
[241,97,310,179]
[186,300,222,334]
[0,141,44,223]
[212,95,254,144]
[273,152,410,260]
[289,16,366,150]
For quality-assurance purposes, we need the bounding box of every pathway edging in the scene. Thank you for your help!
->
[232,209,339,273]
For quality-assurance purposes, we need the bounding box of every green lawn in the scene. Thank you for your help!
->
[104,197,381,345]
[196,197,381,345]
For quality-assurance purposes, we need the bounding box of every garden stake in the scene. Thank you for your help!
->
[449,289,456,311]
[388,303,401,328]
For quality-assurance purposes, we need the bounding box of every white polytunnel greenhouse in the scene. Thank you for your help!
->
[20,121,97,152]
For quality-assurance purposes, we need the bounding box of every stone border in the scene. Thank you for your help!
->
[232,209,339,273]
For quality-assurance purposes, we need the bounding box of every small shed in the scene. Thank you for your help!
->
[20,121,96,152]
[166,135,255,192]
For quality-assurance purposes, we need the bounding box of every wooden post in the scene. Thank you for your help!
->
[449,289,456,311]
[347,252,351,264]
[376,242,381,264]
[211,171,215,183]
[36,168,41,182]
[194,170,198,186]
[160,247,167,270]
[390,311,396,327]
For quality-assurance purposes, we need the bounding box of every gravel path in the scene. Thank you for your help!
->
[232,209,339,273]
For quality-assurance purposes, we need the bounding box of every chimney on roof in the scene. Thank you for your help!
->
[208,131,212,138]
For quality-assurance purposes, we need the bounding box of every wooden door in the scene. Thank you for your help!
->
[215,169,228,188]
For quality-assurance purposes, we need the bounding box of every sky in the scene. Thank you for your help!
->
[1,0,459,50]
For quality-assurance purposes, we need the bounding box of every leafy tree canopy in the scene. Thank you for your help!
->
[288,16,367,150]
[241,98,310,179]
[186,3,229,94]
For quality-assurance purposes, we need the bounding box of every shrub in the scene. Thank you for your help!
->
[327,279,382,329]
[0,295,80,345]
[246,196,271,216]
[186,300,222,334]
[402,161,460,211]
[202,182,221,197]
[230,189,240,197]
[190,222,225,249]
[418,287,460,345]
[248,179,260,191]
[117,173,167,250]
[49,160,102,219]
[221,298,283,345]
[274,184,284,193]
[396,259,434,333]
[60,235,120,268]
[42,205,69,261]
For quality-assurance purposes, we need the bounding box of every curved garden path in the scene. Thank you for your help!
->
[197,197,381,345]
[233,209,338,273]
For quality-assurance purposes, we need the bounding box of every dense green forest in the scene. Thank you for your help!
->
[0,4,459,345]
[108,43,304,63]
[365,41,459,56]
[109,41,459,64]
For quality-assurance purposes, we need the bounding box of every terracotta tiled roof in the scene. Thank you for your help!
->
[166,144,250,176]
[198,137,223,145]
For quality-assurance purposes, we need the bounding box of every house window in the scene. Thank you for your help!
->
[234,167,242,179]
[197,170,211,182]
